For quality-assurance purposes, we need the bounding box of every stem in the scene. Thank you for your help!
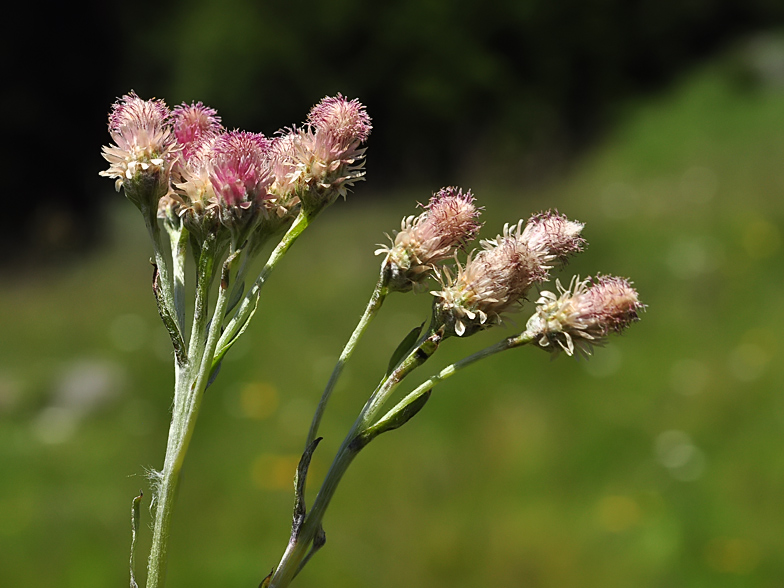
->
[372,331,535,431]
[216,211,311,356]
[144,366,189,588]
[304,262,390,448]
[142,206,180,341]
[168,223,189,333]
[268,330,442,588]
[145,247,240,588]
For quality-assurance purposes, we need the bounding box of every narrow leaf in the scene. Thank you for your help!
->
[212,290,261,369]
[294,525,326,579]
[368,390,433,441]
[225,280,246,316]
[292,437,322,538]
[258,569,273,588]
[205,360,222,391]
[386,322,425,376]
[129,491,143,588]
[151,264,186,366]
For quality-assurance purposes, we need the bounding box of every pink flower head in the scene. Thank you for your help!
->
[172,101,222,163]
[308,94,372,148]
[208,131,273,209]
[108,92,170,134]
[432,224,548,337]
[279,95,372,213]
[521,210,586,262]
[526,275,643,357]
[377,186,482,292]
[100,92,175,206]
[481,211,585,274]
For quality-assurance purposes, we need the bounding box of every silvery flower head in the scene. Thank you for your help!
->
[171,101,222,167]
[160,102,224,236]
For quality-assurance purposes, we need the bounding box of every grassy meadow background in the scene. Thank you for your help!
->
[2,45,784,588]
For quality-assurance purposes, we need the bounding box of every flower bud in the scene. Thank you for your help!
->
[377,187,482,292]
[526,275,643,357]
[100,92,175,211]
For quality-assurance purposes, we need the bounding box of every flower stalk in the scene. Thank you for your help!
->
[101,91,643,588]
[304,260,391,448]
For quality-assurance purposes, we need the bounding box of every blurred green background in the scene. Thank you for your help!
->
[3,2,784,587]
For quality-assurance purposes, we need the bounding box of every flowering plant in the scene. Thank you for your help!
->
[101,92,643,588]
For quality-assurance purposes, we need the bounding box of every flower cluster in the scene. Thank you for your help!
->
[377,187,482,292]
[525,275,643,356]
[431,211,586,337]
[101,92,371,246]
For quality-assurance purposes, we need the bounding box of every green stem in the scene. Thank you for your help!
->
[268,329,442,588]
[167,223,189,333]
[304,261,390,448]
[216,211,311,356]
[145,247,240,588]
[372,331,535,432]
[142,206,180,342]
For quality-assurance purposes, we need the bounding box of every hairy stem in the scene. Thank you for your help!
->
[145,247,240,588]
[142,206,181,344]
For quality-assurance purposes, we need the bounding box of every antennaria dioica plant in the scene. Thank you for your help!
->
[100,92,644,588]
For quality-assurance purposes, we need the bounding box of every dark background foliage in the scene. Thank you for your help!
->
[5,0,784,264]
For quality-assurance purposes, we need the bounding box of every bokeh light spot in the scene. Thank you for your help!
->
[32,406,78,444]
[742,218,781,259]
[596,495,641,533]
[670,358,710,395]
[654,430,706,481]
[666,236,721,279]
[239,382,279,420]
[728,342,770,382]
[251,453,300,491]
[704,537,760,574]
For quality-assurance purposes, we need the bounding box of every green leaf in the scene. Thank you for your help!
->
[258,569,273,588]
[371,390,432,439]
[292,437,322,538]
[225,280,246,315]
[386,322,425,376]
[129,491,143,588]
[151,264,186,366]
[205,360,222,391]
[212,289,261,370]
